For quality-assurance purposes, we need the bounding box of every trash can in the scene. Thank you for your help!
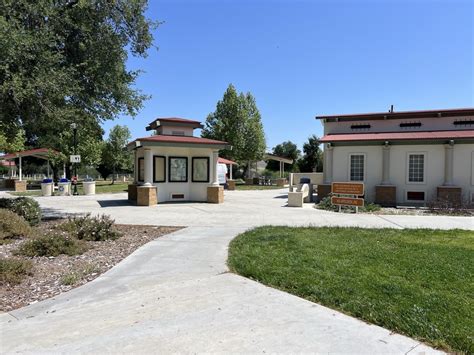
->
[83,179,96,195]
[57,178,70,196]
[41,179,53,196]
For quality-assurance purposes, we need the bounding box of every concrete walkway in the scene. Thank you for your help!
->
[26,189,474,229]
[2,189,469,353]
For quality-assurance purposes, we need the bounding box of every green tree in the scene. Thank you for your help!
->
[99,125,132,184]
[266,141,301,172]
[298,135,323,172]
[0,0,157,150]
[202,84,266,163]
[0,129,25,153]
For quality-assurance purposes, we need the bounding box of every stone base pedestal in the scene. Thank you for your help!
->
[437,186,462,206]
[128,184,138,201]
[275,178,286,187]
[137,186,157,206]
[245,178,253,185]
[227,180,236,191]
[317,184,331,201]
[14,180,27,192]
[375,185,397,207]
[207,186,224,204]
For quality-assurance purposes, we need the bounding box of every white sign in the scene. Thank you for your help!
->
[70,155,81,163]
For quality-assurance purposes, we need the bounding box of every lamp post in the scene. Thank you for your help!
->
[70,123,79,196]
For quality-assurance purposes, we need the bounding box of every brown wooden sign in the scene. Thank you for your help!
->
[331,196,364,207]
[332,182,364,196]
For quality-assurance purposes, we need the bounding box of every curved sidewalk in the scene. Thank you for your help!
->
[1,226,442,353]
[2,189,466,353]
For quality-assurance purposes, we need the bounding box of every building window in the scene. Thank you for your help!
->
[153,156,166,182]
[351,124,371,130]
[192,157,210,182]
[400,121,422,128]
[453,119,474,126]
[168,157,188,182]
[349,154,365,181]
[407,153,425,183]
[406,191,425,202]
[138,157,144,182]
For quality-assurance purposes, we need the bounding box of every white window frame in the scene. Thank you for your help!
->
[347,153,366,182]
[405,189,427,203]
[406,152,426,185]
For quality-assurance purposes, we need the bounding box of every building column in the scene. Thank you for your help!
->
[323,143,333,184]
[443,140,454,186]
[211,150,219,186]
[143,148,153,186]
[18,156,22,181]
[381,142,391,185]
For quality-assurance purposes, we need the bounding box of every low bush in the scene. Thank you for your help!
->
[61,214,121,241]
[427,197,473,216]
[316,196,381,213]
[0,197,42,225]
[15,234,87,257]
[0,258,33,285]
[0,209,32,242]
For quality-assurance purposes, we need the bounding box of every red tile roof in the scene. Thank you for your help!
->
[316,108,474,120]
[320,130,474,143]
[218,157,237,165]
[0,148,59,160]
[136,135,228,146]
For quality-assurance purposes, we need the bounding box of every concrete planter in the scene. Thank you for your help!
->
[57,182,70,196]
[41,182,53,196]
[83,181,96,195]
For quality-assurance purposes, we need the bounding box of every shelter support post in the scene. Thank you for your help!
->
[19,156,22,181]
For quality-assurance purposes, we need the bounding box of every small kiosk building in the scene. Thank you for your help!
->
[127,117,230,205]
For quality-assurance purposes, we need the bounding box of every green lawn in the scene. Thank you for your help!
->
[235,184,283,190]
[228,227,474,353]
[10,181,130,196]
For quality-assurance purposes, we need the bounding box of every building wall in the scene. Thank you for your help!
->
[136,146,215,202]
[157,126,194,136]
[330,143,474,205]
[324,115,473,135]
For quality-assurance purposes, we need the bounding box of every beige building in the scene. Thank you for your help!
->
[127,117,230,205]
[316,108,474,206]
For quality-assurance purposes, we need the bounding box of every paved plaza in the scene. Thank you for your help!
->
[2,189,471,353]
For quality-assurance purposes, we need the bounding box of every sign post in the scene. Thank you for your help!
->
[331,182,365,213]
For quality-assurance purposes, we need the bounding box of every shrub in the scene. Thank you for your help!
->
[61,272,80,286]
[61,214,120,241]
[0,258,33,285]
[15,234,87,257]
[0,209,32,242]
[427,197,473,216]
[0,197,42,225]
[316,196,381,213]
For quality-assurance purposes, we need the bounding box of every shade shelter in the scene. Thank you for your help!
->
[0,148,61,191]
[127,117,230,206]
[264,154,294,178]
[217,157,237,180]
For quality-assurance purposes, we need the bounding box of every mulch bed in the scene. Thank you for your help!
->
[0,220,181,312]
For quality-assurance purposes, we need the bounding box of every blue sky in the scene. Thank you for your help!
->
[103,0,473,151]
